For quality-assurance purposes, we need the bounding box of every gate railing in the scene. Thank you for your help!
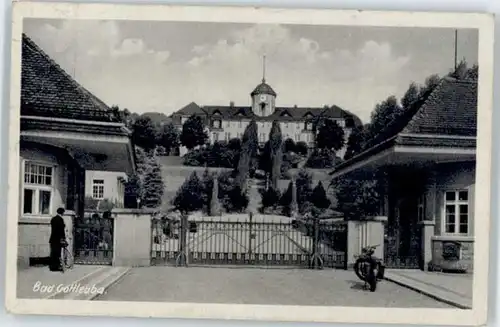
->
[73,211,114,265]
[151,213,348,269]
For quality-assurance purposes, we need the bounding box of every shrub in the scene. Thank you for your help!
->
[217,171,249,213]
[172,171,205,213]
[295,141,309,155]
[310,181,331,209]
[305,148,340,168]
[333,171,384,220]
[259,186,281,211]
[295,169,313,214]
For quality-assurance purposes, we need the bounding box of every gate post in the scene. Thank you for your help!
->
[248,212,253,257]
[178,213,188,266]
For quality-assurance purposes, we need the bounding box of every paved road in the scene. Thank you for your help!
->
[97,267,453,308]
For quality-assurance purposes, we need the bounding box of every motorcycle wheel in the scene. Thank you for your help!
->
[353,258,367,281]
[376,262,385,280]
[368,268,377,292]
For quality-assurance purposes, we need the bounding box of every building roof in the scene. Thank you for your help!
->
[402,78,477,136]
[21,33,119,122]
[173,102,362,126]
[330,77,478,175]
[250,79,277,97]
[175,102,206,116]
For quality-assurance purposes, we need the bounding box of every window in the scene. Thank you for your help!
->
[305,122,313,131]
[23,161,54,216]
[284,122,288,128]
[295,134,301,142]
[225,132,231,141]
[92,179,105,200]
[212,132,219,142]
[444,190,469,235]
[296,123,301,130]
[212,120,221,129]
[417,194,426,221]
[238,121,242,128]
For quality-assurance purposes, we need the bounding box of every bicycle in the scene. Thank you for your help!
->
[60,242,74,272]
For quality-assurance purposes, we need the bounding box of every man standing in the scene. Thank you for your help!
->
[49,207,66,272]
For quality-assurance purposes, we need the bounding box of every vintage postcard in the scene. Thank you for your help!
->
[3,1,494,326]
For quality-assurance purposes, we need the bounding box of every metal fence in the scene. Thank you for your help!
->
[151,214,347,269]
[73,212,114,265]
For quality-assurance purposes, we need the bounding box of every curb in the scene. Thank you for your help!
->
[45,266,108,300]
[89,267,131,301]
[383,275,472,309]
[46,267,131,301]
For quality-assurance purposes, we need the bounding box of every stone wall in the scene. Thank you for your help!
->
[430,236,474,272]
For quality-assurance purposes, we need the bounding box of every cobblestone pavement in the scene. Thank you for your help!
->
[97,266,453,308]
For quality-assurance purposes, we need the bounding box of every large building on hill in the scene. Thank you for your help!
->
[171,76,362,157]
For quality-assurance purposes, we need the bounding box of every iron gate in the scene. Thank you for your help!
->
[151,214,347,269]
[73,212,114,265]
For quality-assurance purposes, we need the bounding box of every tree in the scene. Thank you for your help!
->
[124,147,165,209]
[235,120,258,190]
[315,119,345,152]
[334,172,383,220]
[295,141,308,156]
[344,126,365,160]
[227,138,242,151]
[258,140,272,174]
[124,173,141,208]
[310,181,330,209]
[365,96,403,145]
[180,115,208,150]
[401,82,420,110]
[172,171,205,214]
[158,123,179,155]
[132,116,158,150]
[448,59,478,81]
[141,157,164,208]
[305,148,339,169]
[283,138,296,153]
[295,169,313,214]
[280,180,298,216]
[269,120,283,189]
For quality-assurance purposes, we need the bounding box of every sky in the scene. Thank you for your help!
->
[23,19,478,124]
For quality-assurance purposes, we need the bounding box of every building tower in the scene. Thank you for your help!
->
[251,55,277,117]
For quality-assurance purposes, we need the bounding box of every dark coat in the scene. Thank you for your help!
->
[49,215,66,244]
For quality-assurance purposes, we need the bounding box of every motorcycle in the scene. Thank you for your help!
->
[353,244,385,292]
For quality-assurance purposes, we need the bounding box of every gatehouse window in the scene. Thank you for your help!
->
[444,190,469,235]
[23,161,54,216]
[92,179,105,200]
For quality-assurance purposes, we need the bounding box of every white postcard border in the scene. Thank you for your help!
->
[4,2,494,326]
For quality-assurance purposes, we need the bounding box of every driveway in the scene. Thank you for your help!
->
[97,266,453,308]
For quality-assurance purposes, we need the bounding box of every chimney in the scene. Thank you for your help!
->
[230,101,235,107]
